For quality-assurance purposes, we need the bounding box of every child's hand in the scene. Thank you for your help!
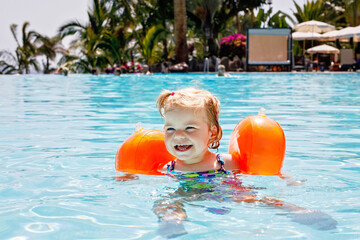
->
[113,173,139,182]
[281,171,306,186]
[290,209,338,230]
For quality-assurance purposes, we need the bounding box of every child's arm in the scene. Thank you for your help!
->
[152,199,187,238]
[227,176,337,231]
[258,197,338,230]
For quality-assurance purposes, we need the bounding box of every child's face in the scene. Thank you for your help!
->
[163,107,216,164]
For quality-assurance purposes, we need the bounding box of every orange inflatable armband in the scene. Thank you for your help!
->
[115,128,174,175]
[228,108,285,175]
[116,110,285,176]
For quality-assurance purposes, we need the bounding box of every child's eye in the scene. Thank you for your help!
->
[166,127,175,132]
[186,126,196,131]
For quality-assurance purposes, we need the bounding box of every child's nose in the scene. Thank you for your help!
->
[174,130,186,139]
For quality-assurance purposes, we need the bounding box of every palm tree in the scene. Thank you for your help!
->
[96,27,129,67]
[268,10,295,28]
[343,0,360,26]
[0,22,39,74]
[114,0,173,63]
[292,0,341,25]
[35,35,66,73]
[139,25,168,64]
[58,0,112,72]
[0,50,19,74]
[292,0,324,22]
[238,7,294,29]
[61,30,110,73]
[144,0,174,60]
[15,22,39,74]
[113,0,144,64]
[173,0,188,63]
[188,0,221,56]
[213,0,265,34]
[187,0,265,56]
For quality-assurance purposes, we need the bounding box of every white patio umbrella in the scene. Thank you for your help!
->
[294,20,335,33]
[292,31,322,40]
[294,21,335,64]
[337,26,360,39]
[320,30,340,41]
[293,32,323,58]
[306,44,340,54]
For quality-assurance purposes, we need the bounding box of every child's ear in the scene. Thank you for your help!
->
[209,125,218,139]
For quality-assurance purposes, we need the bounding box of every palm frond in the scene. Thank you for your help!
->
[10,24,21,48]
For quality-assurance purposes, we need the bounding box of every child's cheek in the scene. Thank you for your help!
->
[164,139,171,153]
[164,132,171,140]
[164,134,172,147]
[186,131,197,138]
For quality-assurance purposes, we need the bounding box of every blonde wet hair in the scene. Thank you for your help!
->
[156,87,222,149]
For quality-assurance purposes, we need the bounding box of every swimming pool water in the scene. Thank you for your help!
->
[0,73,359,239]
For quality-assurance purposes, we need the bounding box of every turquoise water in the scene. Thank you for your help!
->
[0,73,359,239]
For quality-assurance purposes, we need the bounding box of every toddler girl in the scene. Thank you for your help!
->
[154,87,337,238]
[156,87,239,174]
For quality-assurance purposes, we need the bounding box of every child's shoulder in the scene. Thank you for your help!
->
[221,153,240,171]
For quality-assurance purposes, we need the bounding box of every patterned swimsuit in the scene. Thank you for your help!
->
[165,154,251,202]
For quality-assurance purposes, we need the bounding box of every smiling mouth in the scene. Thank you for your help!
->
[174,145,192,152]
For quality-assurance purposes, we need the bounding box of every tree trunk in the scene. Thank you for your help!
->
[203,10,217,56]
[162,19,168,60]
[353,0,357,26]
[45,57,50,74]
[173,0,188,63]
